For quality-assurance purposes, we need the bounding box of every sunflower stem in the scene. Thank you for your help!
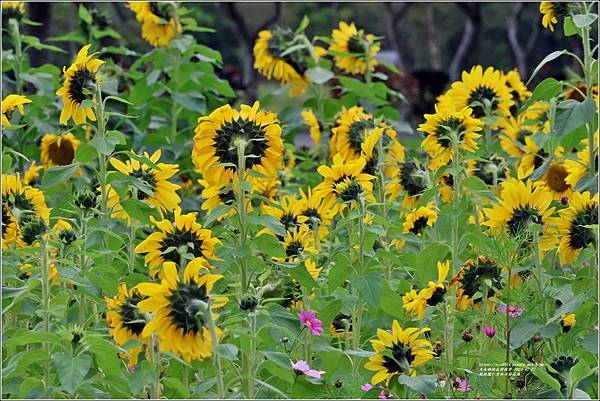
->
[170,48,181,145]
[40,235,51,388]
[94,82,108,217]
[364,40,372,85]
[204,302,226,399]
[78,214,88,326]
[149,334,161,399]
[9,19,23,94]
[580,8,597,178]
[352,196,366,375]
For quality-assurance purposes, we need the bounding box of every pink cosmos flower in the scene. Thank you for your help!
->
[361,383,394,399]
[299,310,324,336]
[292,360,325,379]
[498,304,524,317]
[482,326,496,338]
[453,377,471,392]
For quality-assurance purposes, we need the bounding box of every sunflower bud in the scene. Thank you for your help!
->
[20,218,47,245]
[240,294,259,311]
[462,329,473,343]
[59,229,77,245]
[74,188,99,209]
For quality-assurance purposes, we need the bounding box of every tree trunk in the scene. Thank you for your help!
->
[426,4,442,71]
[449,3,481,81]
[26,2,53,66]
[383,2,410,71]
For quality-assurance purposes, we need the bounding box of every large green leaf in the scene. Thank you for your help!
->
[350,271,383,308]
[52,353,92,394]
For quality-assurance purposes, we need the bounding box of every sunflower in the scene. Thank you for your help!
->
[56,45,104,126]
[517,136,564,178]
[535,162,573,201]
[403,261,450,319]
[329,22,380,75]
[483,178,559,253]
[137,259,227,363]
[330,313,353,338]
[40,133,81,169]
[106,282,148,366]
[2,2,25,20]
[565,82,598,103]
[330,106,397,162]
[2,94,31,127]
[253,28,316,96]
[305,258,322,279]
[540,2,571,32]
[192,101,283,188]
[449,256,501,310]
[110,150,181,215]
[557,191,598,265]
[260,194,307,238]
[278,225,316,261]
[253,176,280,202]
[134,210,221,276]
[128,2,181,47]
[436,174,454,204]
[500,102,551,157]
[403,203,438,236]
[302,110,321,147]
[565,132,598,189]
[315,153,376,206]
[364,320,434,385]
[2,174,50,224]
[23,161,42,186]
[199,180,237,222]
[504,69,531,103]
[2,204,23,249]
[467,154,508,186]
[385,159,429,206]
[298,187,338,240]
[419,106,483,171]
[438,65,513,120]
[561,313,576,333]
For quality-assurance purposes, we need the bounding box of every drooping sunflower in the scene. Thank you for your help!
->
[330,106,397,162]
[540,2,571,32]
[557,191,598,265]
[192,101,283,188]
[260,194,307,238]
[438,65,513,120]
[385,159,429,206]
[403,203,438,235]
[134,210,221,276]
[504,69,531,104]
[2,2,25,20]
[483,178,559,253]
[364,320,435,385]
[517,136,564,178]
[403,261,450,319]
[565,132,598,189]
[298,187,338,240]
[110,150,181,215]
[302,109,321,148]
[199,179,237,222]
[137,259,227,363]
[40,133,81,169]
[315,153,376,206]
[105,282,148,366]
[253,176,280,202]
[360,127,405,178]
[2,204,23,249]
[449,256,502,311]
[2,174,50,224]
[128,2,181,47]
[564,82,598,103]
[23,161,42,186]
[329,22,380,75]
[2,94,31,127]
[499,102,551,157]
[56,44,104,126]
[535,161,573,201]
[419,105,483,171]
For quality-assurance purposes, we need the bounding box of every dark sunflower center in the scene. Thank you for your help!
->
[302,207,321,229]
[159,228,205,263]
[347,35,365,54]
[334,176,363,202]
[166,282,209,334]
[410,216,430,235]
[68,68,96,104]
[568,205,598,250]
[131,168,157,200]
[460,259,501,300]
[434,117,465,148]
[280,212,299,232]
[506,206,543,237]
[5,193,35,223]
[268,29,308,75]
[516,130,531,146]
[213,118,269,170]
[49,139,76,166]
[546,164,569,193]
[468,86,498,118]
[426,286,447,306]
[399,160,427,197]
[347,119,376,153]
[382,342,415,374]
[534,149,549,170]
[2,6,24,21]
[2,204,11,236]
[149,2,175,22]
[363,153,378,175]
[119,293,146,336]
[285,240,304,257]
[331,313,352,332]
[551,2,570,17]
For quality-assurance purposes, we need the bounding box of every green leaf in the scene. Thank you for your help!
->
[254,234,286,258]
[316,299,343,329]
[350,271,383,309]
[527,50,567,84]
[569,360,593,392]
[247,214,286,237]
[2,152,13,171]
[328,254,351,292]
[295,15,310,34]
[75,143,97,164]
[396,374,437,394]
[305,67,334,84]
[554,99,596,138]
[215,344,238,361]
[163,377,191,398]
[533,367,562,394]
[510,319,542,349]
[120,199,159,225]
[3,350,50,378]
[4,329,62,348]
[581,331,598,353]
[78,4,92,24]
[531,78,563,101]
[380,283,405,319]
[41,163,80,189]
[563,17,578,36]
[85,335,123,374]
[52,353,92,394]
[572,13,597,28]
[104,95,133,106]
[90,135,120,156]
[263,360,294,384]
[283,261,318,289]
